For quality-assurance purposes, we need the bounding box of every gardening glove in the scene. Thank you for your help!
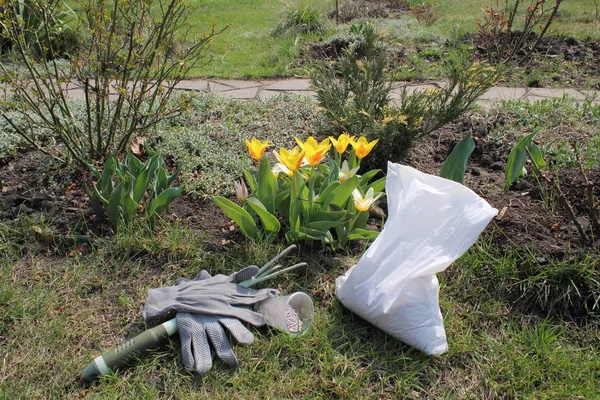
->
[176,312,254,374]
[174,266,266,374]
[143,265,277,325]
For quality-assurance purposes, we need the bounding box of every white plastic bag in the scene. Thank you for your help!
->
[335,162,498,355]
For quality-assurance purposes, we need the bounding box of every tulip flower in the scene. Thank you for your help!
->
[351,137,379,159]
[273,147,305,173]
[329,133,354,154]
[338,160,359,183]
[294,136,331,167]
[272,162,292,178]
[233,180,248,203]
[352,188,384,212]
[245,138,269,160]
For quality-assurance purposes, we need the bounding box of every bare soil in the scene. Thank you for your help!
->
[407,114,600,258]
[1,113,598,260]
[304,3,600,89]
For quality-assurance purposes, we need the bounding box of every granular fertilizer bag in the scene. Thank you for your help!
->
[335,163,497,355]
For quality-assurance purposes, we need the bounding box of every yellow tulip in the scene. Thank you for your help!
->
[294,136,331,167]
[329,133,354,154]
[351,137,379,159]
[245,138,269,160]
[273,147,305,173]
[352,188,384,212]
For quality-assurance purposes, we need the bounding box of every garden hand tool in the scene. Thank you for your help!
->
[82,245,308,382]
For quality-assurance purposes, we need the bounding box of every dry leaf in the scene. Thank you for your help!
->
[495,206,508,221]
[129,136,148,155]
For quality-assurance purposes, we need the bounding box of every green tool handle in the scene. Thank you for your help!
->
[82,319,178,382]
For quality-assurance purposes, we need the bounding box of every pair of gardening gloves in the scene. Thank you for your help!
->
[143,266,278,374]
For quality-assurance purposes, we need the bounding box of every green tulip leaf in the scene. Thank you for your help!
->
[147,186,183,217]
[325,176,359,208]
[307,219,349,231]
[107,182,125,228]
[212,195,260,240]
[359,169,380,187]
[505,131,537,187]
[243,169,257,193]
[368,177,386,194]
[247,197,281,235]
[441,131,475,183]
[529,142,546,170]
[315,181,339,204]
[256,156,278,214]
[348,228,379,241]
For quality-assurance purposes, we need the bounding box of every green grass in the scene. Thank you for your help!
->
[0,215,598,398]
[184,0,333,78]
[61,0,599,79]
[2,95,600,398]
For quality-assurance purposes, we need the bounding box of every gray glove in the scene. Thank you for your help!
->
[176,312,254,374]
[142,266,278,324]
[173,266,266,374]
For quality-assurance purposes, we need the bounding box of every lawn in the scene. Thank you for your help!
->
[185,0,598,78]
[1,93,600,398]
[1,1,600,398]
[64,0,599,79]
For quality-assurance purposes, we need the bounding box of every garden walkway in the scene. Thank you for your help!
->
[65,78,600,107]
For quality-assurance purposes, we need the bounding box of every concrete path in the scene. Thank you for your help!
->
[63,78,600,106]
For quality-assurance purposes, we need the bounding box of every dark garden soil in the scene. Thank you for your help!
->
[0,151,237,251]
[407,114,600,259]
[1,112,599,261]
[469,33,600,89]
[304,3,600,89]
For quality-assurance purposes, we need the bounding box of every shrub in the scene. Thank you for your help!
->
[475,0,563,65]
[0,0,223,176]
[310,24,497,170]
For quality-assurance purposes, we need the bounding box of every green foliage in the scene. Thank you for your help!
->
[273,3,328,36]
[311,23,391,135]
[88,151,183,229]
[0,0,223,173]
[213,135,384,249]
[0,0,80,59]
[311,24,497,170]
[440,131,475,183]
[154,94,323,197]
[504,131,541,187]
